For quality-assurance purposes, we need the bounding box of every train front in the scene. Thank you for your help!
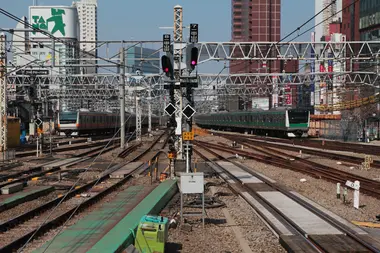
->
[57,111,78,136]
[286,109,310,137]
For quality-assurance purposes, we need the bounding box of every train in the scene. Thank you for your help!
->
[57,110,162,136]
[194,108,310,138]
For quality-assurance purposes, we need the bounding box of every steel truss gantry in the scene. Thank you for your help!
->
[6,72,380,99]
[196,41,380,63]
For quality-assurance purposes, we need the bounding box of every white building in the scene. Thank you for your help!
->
[12,17,30,66]
[28,6,80,76]
[314,33,346,115]
[72,0,98,74]
[314,0,342,42]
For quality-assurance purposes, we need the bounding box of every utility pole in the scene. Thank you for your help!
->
[0,33,8,156]
[182,24,199,173]
[119,48,126,149]
[162,34,176,179]
[182,77,197,173]
[148,84,152,135]
[173,5,184,159]
[136,94,142,141]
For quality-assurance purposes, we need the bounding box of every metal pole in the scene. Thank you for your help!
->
[186,137,190,173]
[119,48,125,149]
[49,119,52,156]
[148,86,152,135]
[136,95,142,141]
[174,5,183,160]
[36,134,39,157]
[0,33,7,154]
[185,81,195,173]
[51,39,55,67]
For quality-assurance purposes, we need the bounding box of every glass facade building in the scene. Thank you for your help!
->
[358,0,380,73]
[359,0,380,30]
[126,47,160,74]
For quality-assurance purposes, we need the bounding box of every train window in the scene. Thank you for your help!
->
[289,111,309,124]
[59,112,77,124]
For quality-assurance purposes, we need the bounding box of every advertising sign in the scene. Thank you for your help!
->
[328,52,333,73]
[29,6,78,39]
[285,94,292,105]
[284,84,292,105]
[252,97,269,110]
[319,64,326,72]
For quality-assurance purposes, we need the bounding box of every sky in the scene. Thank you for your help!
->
[0,0,315,73]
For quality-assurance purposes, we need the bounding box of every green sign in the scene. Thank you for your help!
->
[32,8,66,36]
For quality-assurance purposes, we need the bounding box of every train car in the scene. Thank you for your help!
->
[57,110,161,136]
[194,108,310,138]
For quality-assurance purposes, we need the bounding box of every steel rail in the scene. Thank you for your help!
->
[194,143,380,253]
[0,132,168,252]
[193,146,324,253]
[195,140,380,199]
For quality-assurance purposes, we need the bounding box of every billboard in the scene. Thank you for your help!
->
[252,98,269,110]
[29,6,78,39]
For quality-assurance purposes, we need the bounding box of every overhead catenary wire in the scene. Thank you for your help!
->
[0,11,162,74]
[279,0,337,43]
[0,8,126,69]
[0,27,120,75]
[287,0,360,43]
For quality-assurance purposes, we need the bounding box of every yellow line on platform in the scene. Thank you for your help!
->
[352,221,380,228]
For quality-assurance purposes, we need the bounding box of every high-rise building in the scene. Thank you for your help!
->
[230,0,281,74]
[314,0,342,42]
[72,0,98,74]
[342,0,360,41]
[359,0,380,40]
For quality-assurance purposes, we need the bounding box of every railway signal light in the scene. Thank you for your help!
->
[161,55,173,78]
[190,47,198,70]
[186,45,199,71]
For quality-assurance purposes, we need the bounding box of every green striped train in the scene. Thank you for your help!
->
[194,108,310,138]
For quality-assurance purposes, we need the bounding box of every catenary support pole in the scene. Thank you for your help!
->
[119,48,125,149]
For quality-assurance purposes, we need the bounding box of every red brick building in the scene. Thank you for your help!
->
[230,0,281,74]
[342,0,360,71]
[342,0,360,41]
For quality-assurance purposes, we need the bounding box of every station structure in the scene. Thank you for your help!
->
[0,6,380,154]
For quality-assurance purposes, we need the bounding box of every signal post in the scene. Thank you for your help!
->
[161,21,199,176]
[162,34,177,178]
[182,24,198,172]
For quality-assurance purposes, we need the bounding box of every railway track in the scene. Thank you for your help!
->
[16,137,121,158]
[0,132,168,252]
[194,143,380,253]
[244,138,380,169]
[210,130,380,156]
[194,140,380,199]
[118,143,142,158]
[212,131,380,169]
[0,141,120,190]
